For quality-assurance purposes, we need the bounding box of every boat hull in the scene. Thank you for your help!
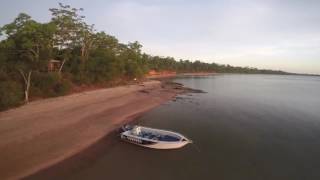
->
[121,134,189,149]
[120,126,191,149]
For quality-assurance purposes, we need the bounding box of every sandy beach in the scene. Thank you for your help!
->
[0,80,187,180]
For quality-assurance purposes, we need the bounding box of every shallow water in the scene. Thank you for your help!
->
[35,74,320,180]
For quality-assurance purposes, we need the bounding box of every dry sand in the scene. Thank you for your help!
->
[0,80,184,180]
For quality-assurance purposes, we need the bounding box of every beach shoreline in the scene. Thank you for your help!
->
[0,79,196,180]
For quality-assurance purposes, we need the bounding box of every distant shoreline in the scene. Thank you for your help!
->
[146,72,217,79]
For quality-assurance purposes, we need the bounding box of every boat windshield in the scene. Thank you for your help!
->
[138,131,181,142]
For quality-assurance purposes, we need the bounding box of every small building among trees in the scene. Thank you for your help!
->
[47,59,61,72]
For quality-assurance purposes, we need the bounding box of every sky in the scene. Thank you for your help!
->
[1,0,320,74]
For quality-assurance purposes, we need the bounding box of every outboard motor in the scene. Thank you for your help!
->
[119,124,133,133]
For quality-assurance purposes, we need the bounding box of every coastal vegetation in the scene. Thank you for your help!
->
[0,3,288,110]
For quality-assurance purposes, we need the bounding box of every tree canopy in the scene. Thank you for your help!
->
[0,3,289,110]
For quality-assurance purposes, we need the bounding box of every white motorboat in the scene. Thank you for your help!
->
[120,125,192,149]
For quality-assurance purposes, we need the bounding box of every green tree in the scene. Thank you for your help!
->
[49,3,86,72]
[1,13,55,102]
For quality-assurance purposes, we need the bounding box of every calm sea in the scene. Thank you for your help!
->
[30,74,320,180]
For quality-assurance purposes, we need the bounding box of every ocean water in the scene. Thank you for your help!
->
[31,74,320,180]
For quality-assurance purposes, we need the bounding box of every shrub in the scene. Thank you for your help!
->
[0,81,23,110]
[31,72,71,97]
[31,72,60,97]
[53,79,71,96]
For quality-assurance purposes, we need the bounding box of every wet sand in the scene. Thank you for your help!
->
[0,80,189,180]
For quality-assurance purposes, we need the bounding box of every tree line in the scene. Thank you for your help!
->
[0,3,288,110]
